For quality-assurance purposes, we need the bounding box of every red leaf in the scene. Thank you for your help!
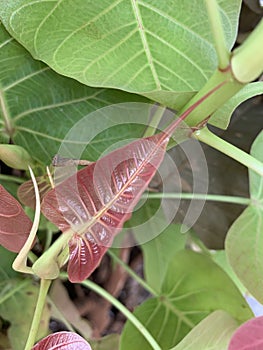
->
[228,316,263,350]
[0,185,32,252]
[32,331,92,349]
[41,84,224,282]
[18,173,53,209]
[42,133,169,282]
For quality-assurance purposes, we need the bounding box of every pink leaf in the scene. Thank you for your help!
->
[41,84,224,283]
[228,316,263,350]
[32,331,92,349]
[0,185,32,252]
[17,173,53,209]
[42,133,169,282]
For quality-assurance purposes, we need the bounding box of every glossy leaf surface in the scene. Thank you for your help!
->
[0,185,32,252]
[120,250,252,350]
[228,316,263,350]
[0,0,241,113]
[42,132,170,282]
[32,332,92,350]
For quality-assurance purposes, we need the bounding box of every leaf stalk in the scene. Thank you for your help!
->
[193,127,263,176]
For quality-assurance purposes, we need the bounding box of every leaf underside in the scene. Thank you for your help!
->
[41,132,169,282]
[32,331,92,350]
[0,185,32,252]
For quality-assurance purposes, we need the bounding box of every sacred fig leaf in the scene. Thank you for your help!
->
[170,310,238,350]
[40,84,223,282]
[120,250,252,350]
[0,24,149,165]
[0,0,242,109]
[41,132,171,282]
[225,131,263,303]
[228,316,263,350]
[17,170,62,209]
[0,185,32,252]
[32,332,92,350]
[141,222,188,292]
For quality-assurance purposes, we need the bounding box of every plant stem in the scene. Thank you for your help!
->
[205,0,229,69]
[32,229,72,280]
[24,279,52,350]
[143,105,165,137]
[232,19,263,83]
[142,193,251,205]
[193,127,263,176]
[108,249,158,296]
[0,174,24,184]
[60,273,162,350]
[180,69,243,127]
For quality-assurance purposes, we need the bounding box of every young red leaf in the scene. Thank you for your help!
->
[228,316,263,350]
[18,173,54,209]
[41,84,225,283]
[42,132,170,282]
[0,185,32,252]
[32,331,92,350]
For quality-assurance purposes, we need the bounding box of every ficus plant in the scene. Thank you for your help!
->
[0,0,263,349]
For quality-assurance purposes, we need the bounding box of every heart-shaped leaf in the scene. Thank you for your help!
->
[32,332,92,350]
[0,185,32,252]
[120,250,252,350]
[42,131,171,282]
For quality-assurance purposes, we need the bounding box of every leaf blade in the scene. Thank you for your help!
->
[41,133,170,282]
[0,185,32,252]
[32,331,92,350]
[0,0,242,109]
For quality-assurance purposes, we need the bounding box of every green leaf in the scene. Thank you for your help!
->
[226,208,263,304]
[0,24,149,165]
[89,334,120,350]
[212,250,246,294]
[0,278,50,350]
[210,82,263,129]
[141,223,188,293]
[120,250,252,350]
[0,0,242,109]
[0,246,19,279]
[226,131,263,302]
[170,310,238,350]
[249,130,263,201]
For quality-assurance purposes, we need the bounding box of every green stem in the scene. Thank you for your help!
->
[60,273,162,350]
[0,174,24,184]
[108,250,158,296]
[44,229,53,252]
[24,279,52,350]
[232,19,263,83]
[143,105,165,137]
[142,193,250,205]
[32,229,72,280]
[194,127,263,176]
[205,0,229,69]
[179,69,243,127]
